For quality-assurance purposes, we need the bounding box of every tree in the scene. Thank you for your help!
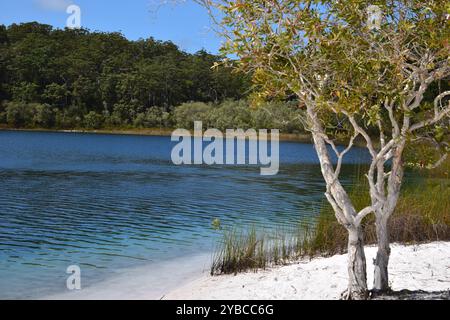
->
[12,82,39,103]
[43,83,69,108]
[196,0,449,299]
[0,25,9,101]
[5,101,33,127]
[32,103,55,128]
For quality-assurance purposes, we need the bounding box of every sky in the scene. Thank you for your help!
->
[0,0,223,54]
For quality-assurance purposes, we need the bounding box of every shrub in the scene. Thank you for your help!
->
[173,102,213,129]
[83,111,104,129]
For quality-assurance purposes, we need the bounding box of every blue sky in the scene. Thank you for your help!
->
[0,0,223,54]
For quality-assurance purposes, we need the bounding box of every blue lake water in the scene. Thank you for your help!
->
[0,130,370,299]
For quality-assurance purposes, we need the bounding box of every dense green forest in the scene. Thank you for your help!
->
[0,22,307,132]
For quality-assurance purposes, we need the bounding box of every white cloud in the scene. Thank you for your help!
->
[34,0,73,11]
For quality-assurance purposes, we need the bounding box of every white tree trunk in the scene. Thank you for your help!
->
[373,213,390,292]
[344,225,369,300]
[307,105,369,299]
[372,142,404,293]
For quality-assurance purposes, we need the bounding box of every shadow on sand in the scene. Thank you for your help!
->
[371,289,450,300]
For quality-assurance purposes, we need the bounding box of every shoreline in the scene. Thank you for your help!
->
[43,252,212,300]
[164,242,450,300]
[0,126,313,143]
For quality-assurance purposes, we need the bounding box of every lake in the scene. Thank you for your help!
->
[0,130,370,299]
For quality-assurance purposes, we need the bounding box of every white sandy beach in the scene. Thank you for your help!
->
[45,253,212,300]
[164,242,450,300]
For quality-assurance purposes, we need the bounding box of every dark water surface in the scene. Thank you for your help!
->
[0,130,370,299]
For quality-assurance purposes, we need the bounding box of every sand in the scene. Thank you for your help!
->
[164,242,450,300]
[45,253,211,300]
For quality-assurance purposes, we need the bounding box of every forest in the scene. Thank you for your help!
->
[0,22,306,132]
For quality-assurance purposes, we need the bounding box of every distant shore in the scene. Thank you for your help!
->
[0,126,313,143]
[164,242,450,300]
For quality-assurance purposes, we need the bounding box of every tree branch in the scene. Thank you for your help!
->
[410,91,450,132]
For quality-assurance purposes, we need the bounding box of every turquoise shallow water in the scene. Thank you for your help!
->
[0,130,370,299]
